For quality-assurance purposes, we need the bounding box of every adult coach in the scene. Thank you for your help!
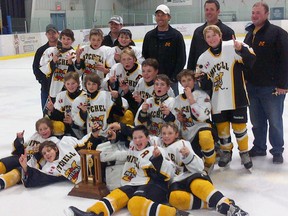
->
[102,15,135,47]
[32,24,61,114]
[187,0,234,71]
[142,4,186,95]
[244,2,288,164]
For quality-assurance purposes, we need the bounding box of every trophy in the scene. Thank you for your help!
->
[68,149,109,199]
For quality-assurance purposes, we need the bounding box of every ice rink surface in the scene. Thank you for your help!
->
[0,39,288,216]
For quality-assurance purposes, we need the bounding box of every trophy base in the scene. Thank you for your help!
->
[68,181,110,199]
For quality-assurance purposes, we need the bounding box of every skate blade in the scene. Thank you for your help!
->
[245,167,253,173]
[218,163,231,171]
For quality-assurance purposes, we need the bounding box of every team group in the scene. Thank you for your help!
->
[1,1,287,216]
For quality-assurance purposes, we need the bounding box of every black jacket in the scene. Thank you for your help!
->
[142,25,186,82]
[244,20,288,89]
[187,20,234,70]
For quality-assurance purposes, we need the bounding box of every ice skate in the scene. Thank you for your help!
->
[239,151,253,172]
[64,206,103,216]
[218,150,232,168]
[227,203,249,216]
[217,201,248,216]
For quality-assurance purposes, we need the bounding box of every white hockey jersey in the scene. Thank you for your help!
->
[75,45,114,82]
[40,46,76,98]
[103,62,142,93]
[161,139,204,183]
[133,78,175,100]
[197,40,254,114]
[134,96,175,136]
[71,91,116,133]
[172,91,212,141]
[121,139,174,186]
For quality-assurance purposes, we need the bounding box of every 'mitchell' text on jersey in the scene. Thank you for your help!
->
[208,61,229,78]
[87,105,106,113]
[56,152,77,172]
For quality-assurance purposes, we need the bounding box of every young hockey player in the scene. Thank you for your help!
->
[103,48,142,117]
[160,122,249,216]
[46,72,86,138]
[111,28,143,65]
[65,125,190,216]
[133,58,175,105]
[74,28,113,86]
[172,69,216,174]
[0,117,59,190]
[40,29,76,101]
[71,73,125,134]
[134,74,176,136]
[196,25,256,170]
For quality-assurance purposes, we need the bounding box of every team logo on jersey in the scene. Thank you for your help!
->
[54,68,66,81]
[149,122,162,136]
[122,167,137,182]
[64,160,81,183]
[258,41,265,47]
[214,72,224,91]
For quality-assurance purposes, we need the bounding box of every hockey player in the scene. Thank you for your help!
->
[40,29,76,101]
[46,72,86,138]
[0,117,59,190]
[134,74,176,136]
[196,25,256,170]
[65,125,190,216]
[71,73,125,134]
[74,28,113,87]
[110,28,143,65]
[160,122,249,216]
[103,48,142,117]
[133,58,175,105]
[172,69,216,174]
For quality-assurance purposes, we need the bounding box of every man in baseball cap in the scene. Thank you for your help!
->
[102,15,135,47]
[45,24,58,33]
[155,4,170,15]
[109,15,123,25]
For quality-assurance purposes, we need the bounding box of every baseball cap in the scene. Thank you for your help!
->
[155,4,170,15]
[46,24,58,33]
[109,15,123,25]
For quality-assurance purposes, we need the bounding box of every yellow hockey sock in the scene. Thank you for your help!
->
[199,130,216,168]
[0,162,7,174]
[128,196,177,216]
[190,179,216,203]
[0,168,21,189]
[87,188,129,216]
[232,123,248,152]
[216,122,233,151]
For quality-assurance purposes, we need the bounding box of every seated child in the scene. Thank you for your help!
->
[0,117,59,190]
[172,69,216,174]
[104,47,142,116]
[65,125,190,216]
[134,74,176,136]
[46,71,86,138]
[133,58,175,105]
[160,122,249,216]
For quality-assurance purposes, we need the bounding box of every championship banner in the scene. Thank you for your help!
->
[13,33,41,55]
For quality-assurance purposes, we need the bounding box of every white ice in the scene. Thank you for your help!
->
[0,39,288,216]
